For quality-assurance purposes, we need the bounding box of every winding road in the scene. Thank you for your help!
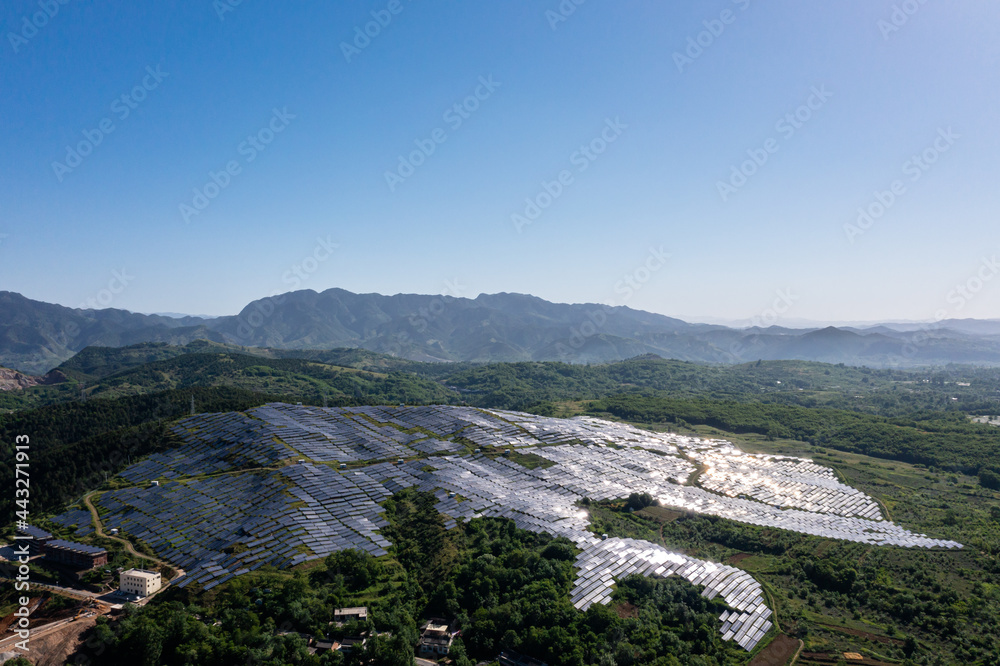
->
[82,491,185,583]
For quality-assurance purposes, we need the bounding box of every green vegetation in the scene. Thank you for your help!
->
[586,394,1000,475]
[73,490,747,665]
[5,348,1000,664]
[83,352,455,404]
[57,342,201,383]
[583,436,1000,665]
[444,357,1000,416]
[625,491,657,512]
[1,344,458,411]
[2,657,33,666]
[10,344,1000,417]
[506,450,557,470]
[0,387,287,523]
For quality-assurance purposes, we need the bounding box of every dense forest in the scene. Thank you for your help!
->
[8,342,1000,417]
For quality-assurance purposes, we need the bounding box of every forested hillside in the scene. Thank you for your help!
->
[4,348,1000,664]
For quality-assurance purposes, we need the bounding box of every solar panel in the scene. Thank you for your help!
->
[51,402,963,652]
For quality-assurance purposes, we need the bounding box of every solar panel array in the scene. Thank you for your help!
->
[49,508,95,537]
[526,444,958,548]
[360,444,960,550]
[256,404,430,461]
[364,454,598,546]
[695,449,883,519]
[349,405,511,438]
[52,403,964,652]
[574,538,772,651]
[408,437,465,455]
[98,464,392,590]
[488,410,682,450]
[120,412,288,482]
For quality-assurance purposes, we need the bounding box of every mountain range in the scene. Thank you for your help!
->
[3,289,1000,374]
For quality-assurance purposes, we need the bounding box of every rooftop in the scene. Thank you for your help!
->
[45,539,106,556]
[122,569,161,580]
[423,622,449,634]
[333,606,367,616]
[17,525,53,540]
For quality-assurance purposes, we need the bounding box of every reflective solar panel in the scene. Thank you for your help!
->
[52,403,963,652]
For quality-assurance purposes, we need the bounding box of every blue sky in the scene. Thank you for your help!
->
[1,0,998,324]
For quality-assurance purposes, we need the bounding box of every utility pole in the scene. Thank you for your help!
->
[190,394,195,415]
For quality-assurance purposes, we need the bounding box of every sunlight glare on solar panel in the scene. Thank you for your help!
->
[52,402,965,652]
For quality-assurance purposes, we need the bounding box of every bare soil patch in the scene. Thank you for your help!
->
[10,616,96,666]
[748,633,799,666]
[613,602,639,619]
[725,552,753,566]
[798,652,895,665]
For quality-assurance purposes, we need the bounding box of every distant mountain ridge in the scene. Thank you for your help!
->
[3,288,1000,373]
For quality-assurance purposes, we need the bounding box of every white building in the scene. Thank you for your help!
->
[333,607,368,624]
[418,621,454,656]
[120,569,162,597]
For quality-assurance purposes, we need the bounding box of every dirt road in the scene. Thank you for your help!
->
[82,491,185,583]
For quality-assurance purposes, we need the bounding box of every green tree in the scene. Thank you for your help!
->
[450,637,475,666]
[324,549,382,592]
[979,469,1000,490]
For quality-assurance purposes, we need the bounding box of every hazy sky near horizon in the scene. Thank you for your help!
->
[2,1,998,324]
